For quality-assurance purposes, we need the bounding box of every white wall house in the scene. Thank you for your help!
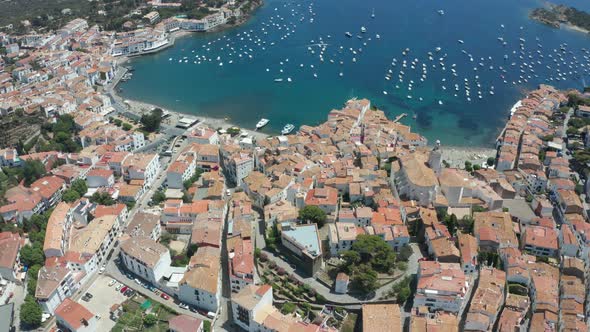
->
[120,237,171,285]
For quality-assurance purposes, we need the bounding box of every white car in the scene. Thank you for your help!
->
[98,267,106,274]
[116,284,123,292]
[108,279,116,287]
[179,303,189,310]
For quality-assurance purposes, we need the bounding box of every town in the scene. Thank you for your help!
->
[0,10,590,332]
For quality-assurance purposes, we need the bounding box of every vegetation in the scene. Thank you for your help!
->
[62,179,88,202]
[143,314,158,326]
[265,224,280,252]
[160,232,176,246]
[90,191,115,205]
[152,189,167,205]
[340,235,399,294]
[183,169,203,190]
[38,114,81,153]
[140,108,163,133]
[390,276,412,304]
[478,251,502,269]
[442,213,458,236]
[298,205,327,228]
[281,302,296,315]
[20,295,43,328]
[23,159,46,186]
[531,5,590,31]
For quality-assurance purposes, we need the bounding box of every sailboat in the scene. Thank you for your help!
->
[371,8,375,18]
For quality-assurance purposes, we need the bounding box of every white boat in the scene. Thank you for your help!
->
[371,8,375,18]
[274,78,284,82]
[256,118,270,129]
[458,40,464,44]
[287,77,292,82]
[281,123,295,135]
[345,32,352,37]
[361,26,367,33]
[437,9,445,15]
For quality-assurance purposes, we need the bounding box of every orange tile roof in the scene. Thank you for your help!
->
[55,298,95,329]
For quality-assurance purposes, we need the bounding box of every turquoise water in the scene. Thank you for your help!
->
[119,0,590,146]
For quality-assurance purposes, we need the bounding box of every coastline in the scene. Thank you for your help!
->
[110,86,270,140]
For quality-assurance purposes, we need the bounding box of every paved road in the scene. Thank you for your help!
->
[105,260,208,321]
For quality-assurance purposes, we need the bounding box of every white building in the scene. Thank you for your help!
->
[231,284,273,331]
[334,273,349,294]
[392,152,438,206]
[35,265,80,314]
[55,298,98,332]
[413,261,468,313]
[120,236,171,285]
[122,153,160,189]
[178,247,221,313]
[228,154,254,186]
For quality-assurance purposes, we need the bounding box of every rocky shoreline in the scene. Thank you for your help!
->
[529,4,590,34]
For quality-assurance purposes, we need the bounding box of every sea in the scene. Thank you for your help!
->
[118,0,590,146]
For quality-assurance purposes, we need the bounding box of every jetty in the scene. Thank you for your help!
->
[393,113,407,123]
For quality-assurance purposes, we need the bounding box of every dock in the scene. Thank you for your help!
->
[393,113,407,123]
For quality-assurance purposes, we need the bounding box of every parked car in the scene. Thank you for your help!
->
[160,293,170,300]
[120,286,128,294]
[85,293,93,299]
[116,284,123,292]
[98,266,106,274]
[178,303,189,310]
[124,289,134,297]
[108,279,116,287]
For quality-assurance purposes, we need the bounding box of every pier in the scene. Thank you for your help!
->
[393,113,407,123]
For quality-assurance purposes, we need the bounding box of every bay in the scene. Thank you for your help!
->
[119,0,590,146]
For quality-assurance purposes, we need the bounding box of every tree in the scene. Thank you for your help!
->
[20,244,45,267]
[391,276,412,304]
[443,214,458,235]
[464,161,473,172]
[298,205,327,228]
[350,235,396,272]
[62,189,81,202]
[486,157,495,167]
[122,123,133,131]
[281,302,296,315]
[350,264,378,293]
[152,190,167,204]
[20,296,42,328]
[187,243,199,257]
[140,108,163,132]
[341,250,361,269]
[71,179,88,196]
[90,192,115,205]
[143,314,158,326]
[23,159,46,186]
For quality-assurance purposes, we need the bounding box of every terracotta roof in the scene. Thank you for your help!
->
[168,314,202,332]
[0,232,21,269]
[43,202,70,254]
[55,298,94,330]
[120,236,168,268]
[362,304,401,332]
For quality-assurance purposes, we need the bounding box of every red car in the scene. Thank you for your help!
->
[120,286,128,293]
[160,293,170,300]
